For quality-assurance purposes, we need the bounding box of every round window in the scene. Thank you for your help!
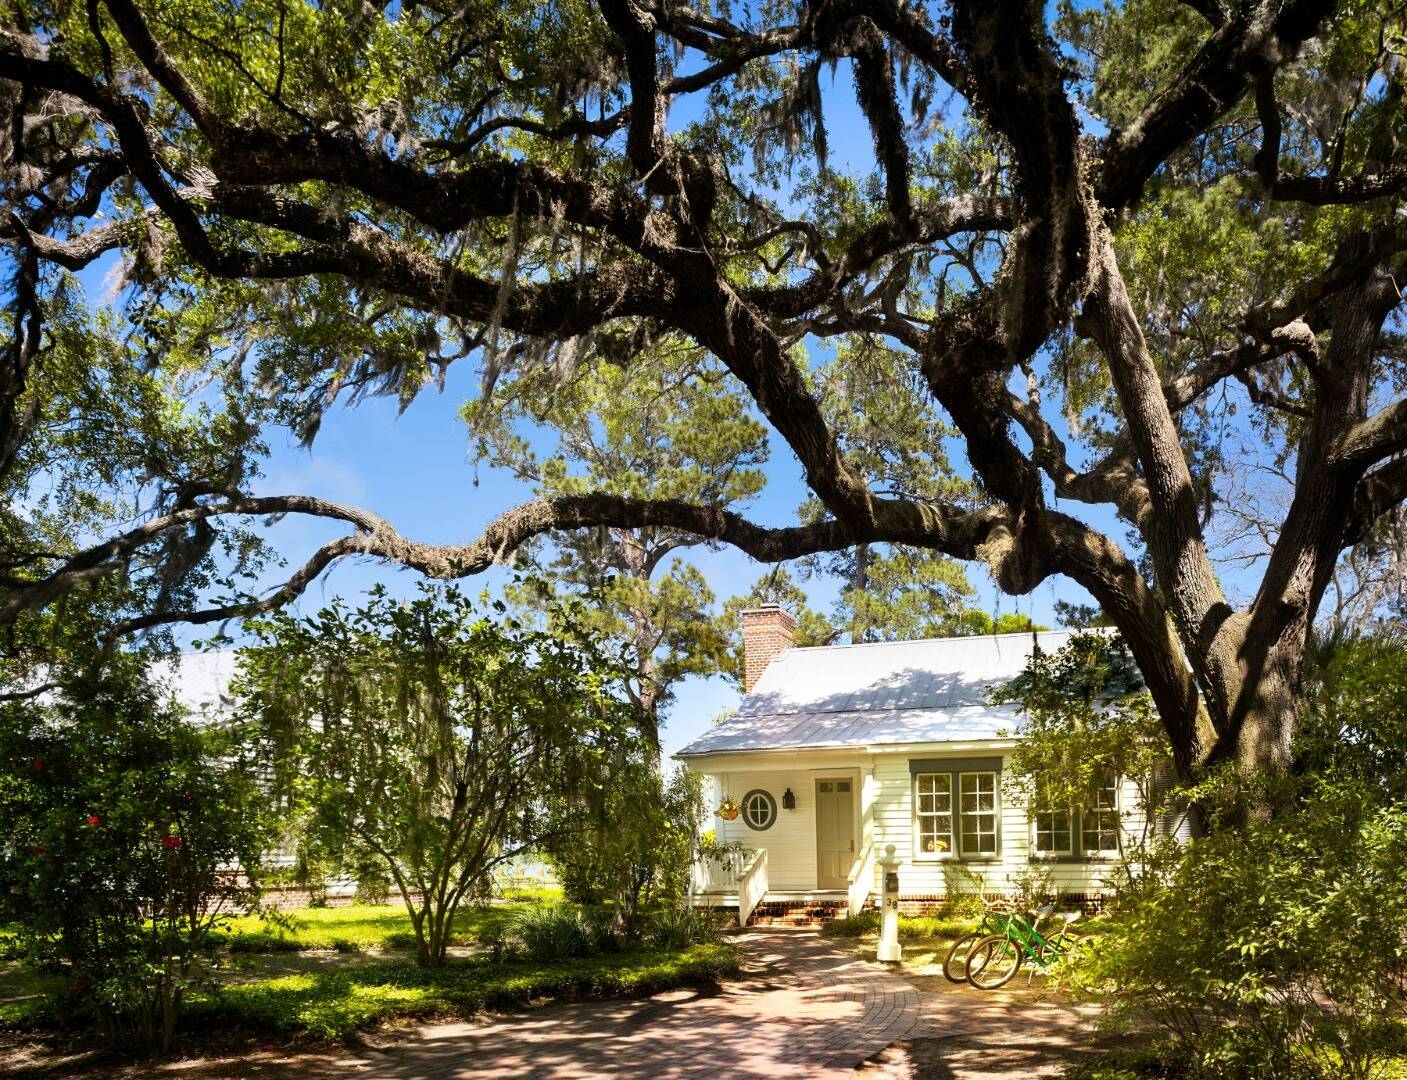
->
[741,789,777,831]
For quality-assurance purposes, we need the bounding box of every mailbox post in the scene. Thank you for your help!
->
[877,843,902,963]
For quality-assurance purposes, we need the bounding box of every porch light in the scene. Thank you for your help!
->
[782,787,796,810]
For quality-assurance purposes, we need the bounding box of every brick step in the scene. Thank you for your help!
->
[747,899,849,928]
[752,901,847,915]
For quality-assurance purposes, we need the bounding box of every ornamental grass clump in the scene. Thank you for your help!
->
[645,906,728,951]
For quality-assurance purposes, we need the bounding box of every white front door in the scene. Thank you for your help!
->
[815,778,855,889]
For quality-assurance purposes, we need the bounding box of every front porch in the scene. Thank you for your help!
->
[685,756,880,925]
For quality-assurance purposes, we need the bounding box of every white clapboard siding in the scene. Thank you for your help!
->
[711,769,825,891]
[692,754,1160,898]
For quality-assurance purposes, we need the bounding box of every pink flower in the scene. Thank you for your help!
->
[162,836,182,849]
[86,815,101,827]
[32,758,43,770]
[31,845,44,856]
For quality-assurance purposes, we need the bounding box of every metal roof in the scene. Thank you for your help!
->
[676,630,1077,757]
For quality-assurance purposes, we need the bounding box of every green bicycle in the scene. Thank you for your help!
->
[942,897,1019,983]
[964,902,1082,989]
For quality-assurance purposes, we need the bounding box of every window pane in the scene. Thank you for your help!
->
[837,781,851,792]
[959,772,997,856]
[915,773,952,854]
[1081,774,1119,852]
[1034,784,1072,854]
[742,790,774,830]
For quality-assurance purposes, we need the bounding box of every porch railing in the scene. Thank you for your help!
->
[688,847,754,900]
[737,848,769,927]
[847,842,875,917]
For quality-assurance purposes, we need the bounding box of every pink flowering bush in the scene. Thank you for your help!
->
[0,661,270,1048]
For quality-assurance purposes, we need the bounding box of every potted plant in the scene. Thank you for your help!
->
[716,795,740,821]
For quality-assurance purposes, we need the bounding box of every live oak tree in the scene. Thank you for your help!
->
[231,584,635,968]
[5,0,1407,784]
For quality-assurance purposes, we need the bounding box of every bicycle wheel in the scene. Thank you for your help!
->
[966,934,1023,989]
[1041,927,1084,968]
[943,932,983,983]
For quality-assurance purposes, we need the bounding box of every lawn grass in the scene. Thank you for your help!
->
[211,901,531,953]
[822,910,977,943]
[0,942,743,1040]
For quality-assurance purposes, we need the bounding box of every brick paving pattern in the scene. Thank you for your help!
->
[370,929,922,1079]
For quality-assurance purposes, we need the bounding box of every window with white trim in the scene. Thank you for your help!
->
[958,772,998,856]
[1081,773,1120,854]
[1032,785,1072,855]
[914,773,952,854]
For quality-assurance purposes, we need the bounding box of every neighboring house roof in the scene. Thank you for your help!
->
[676,629,1079,756]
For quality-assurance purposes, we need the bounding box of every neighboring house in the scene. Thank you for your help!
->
[676,606,1158,924]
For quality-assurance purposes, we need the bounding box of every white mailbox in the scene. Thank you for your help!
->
[877,843,902,963]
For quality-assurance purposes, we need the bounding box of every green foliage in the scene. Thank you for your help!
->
[467,345,762,732]
[542,764,702,936]
[0,661,270,1049]
[644,906,728,952]
[821,910,979,941]
[0,277,273,680]
[511,905,593,961]
[819,911,880,938]
[1070,796,1407,1079]
[197,943,742,1039]
[232,582,637,968]
[994,631,1174,870]
[790,338,992,644]
[1,944,744,1041]
[1067,632,1407,1080]
[1062,1045,1196,1079]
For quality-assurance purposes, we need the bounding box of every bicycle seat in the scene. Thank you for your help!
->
[1059,911,1081,924]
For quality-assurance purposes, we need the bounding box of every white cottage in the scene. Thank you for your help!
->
[676,606,1148,924]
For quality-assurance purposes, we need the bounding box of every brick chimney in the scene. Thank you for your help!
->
[741,604,795,693]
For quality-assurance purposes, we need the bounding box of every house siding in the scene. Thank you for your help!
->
[690,748,1148,903]
[709,766,864,892]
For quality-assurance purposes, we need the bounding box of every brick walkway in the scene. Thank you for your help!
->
[370,930,922,1079]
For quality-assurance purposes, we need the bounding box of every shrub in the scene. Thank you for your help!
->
[821,912,880,938]
[0,664,270,1049]
[942,893,985,920]
[899,915,976,940]
[544,765,703,938]
[513,905,595,962]
[1069,789,1407,1080]
[646,906,726,950]
[352,864,392,906]
[1063,634,1407,1080]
